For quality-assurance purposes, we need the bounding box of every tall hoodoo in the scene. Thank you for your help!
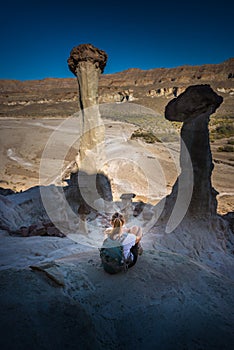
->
[67,43,108,171]
[165,84,223,217]
[67,44,112,210]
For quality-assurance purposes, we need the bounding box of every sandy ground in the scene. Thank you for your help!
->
[0,118,233,213]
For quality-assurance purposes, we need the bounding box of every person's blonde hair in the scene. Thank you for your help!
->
[109,212,125,239]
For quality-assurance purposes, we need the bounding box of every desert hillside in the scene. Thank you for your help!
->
[0,58,233,118]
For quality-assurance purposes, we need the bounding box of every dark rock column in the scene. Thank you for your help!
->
[165,84,223,217]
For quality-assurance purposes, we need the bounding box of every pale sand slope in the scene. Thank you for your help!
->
[0,118,233,212]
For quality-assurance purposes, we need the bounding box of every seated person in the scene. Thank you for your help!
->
[101,212,143,273]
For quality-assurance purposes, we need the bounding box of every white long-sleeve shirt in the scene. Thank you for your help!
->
[121,233,136,260]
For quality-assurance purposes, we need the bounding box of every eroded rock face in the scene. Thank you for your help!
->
[148,87,185,98]
[100,89,135,103]
[165,84,223,217]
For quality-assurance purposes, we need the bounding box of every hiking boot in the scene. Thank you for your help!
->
[137,243,143,256]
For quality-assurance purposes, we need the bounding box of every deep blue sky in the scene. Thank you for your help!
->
[1,0,233,80]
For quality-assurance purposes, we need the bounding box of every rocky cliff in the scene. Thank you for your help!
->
[0,58,233,118]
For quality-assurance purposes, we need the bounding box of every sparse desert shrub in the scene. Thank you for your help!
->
[130,128,161,143]
[217,145,234,152]
[210,117,234,140]
[227,139,234,145]
[214,124,234,138]
[216,124,233,134]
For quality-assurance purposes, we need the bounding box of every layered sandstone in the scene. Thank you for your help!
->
[0,58,233,118]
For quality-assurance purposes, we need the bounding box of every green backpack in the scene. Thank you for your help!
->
[99,234,129,274]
